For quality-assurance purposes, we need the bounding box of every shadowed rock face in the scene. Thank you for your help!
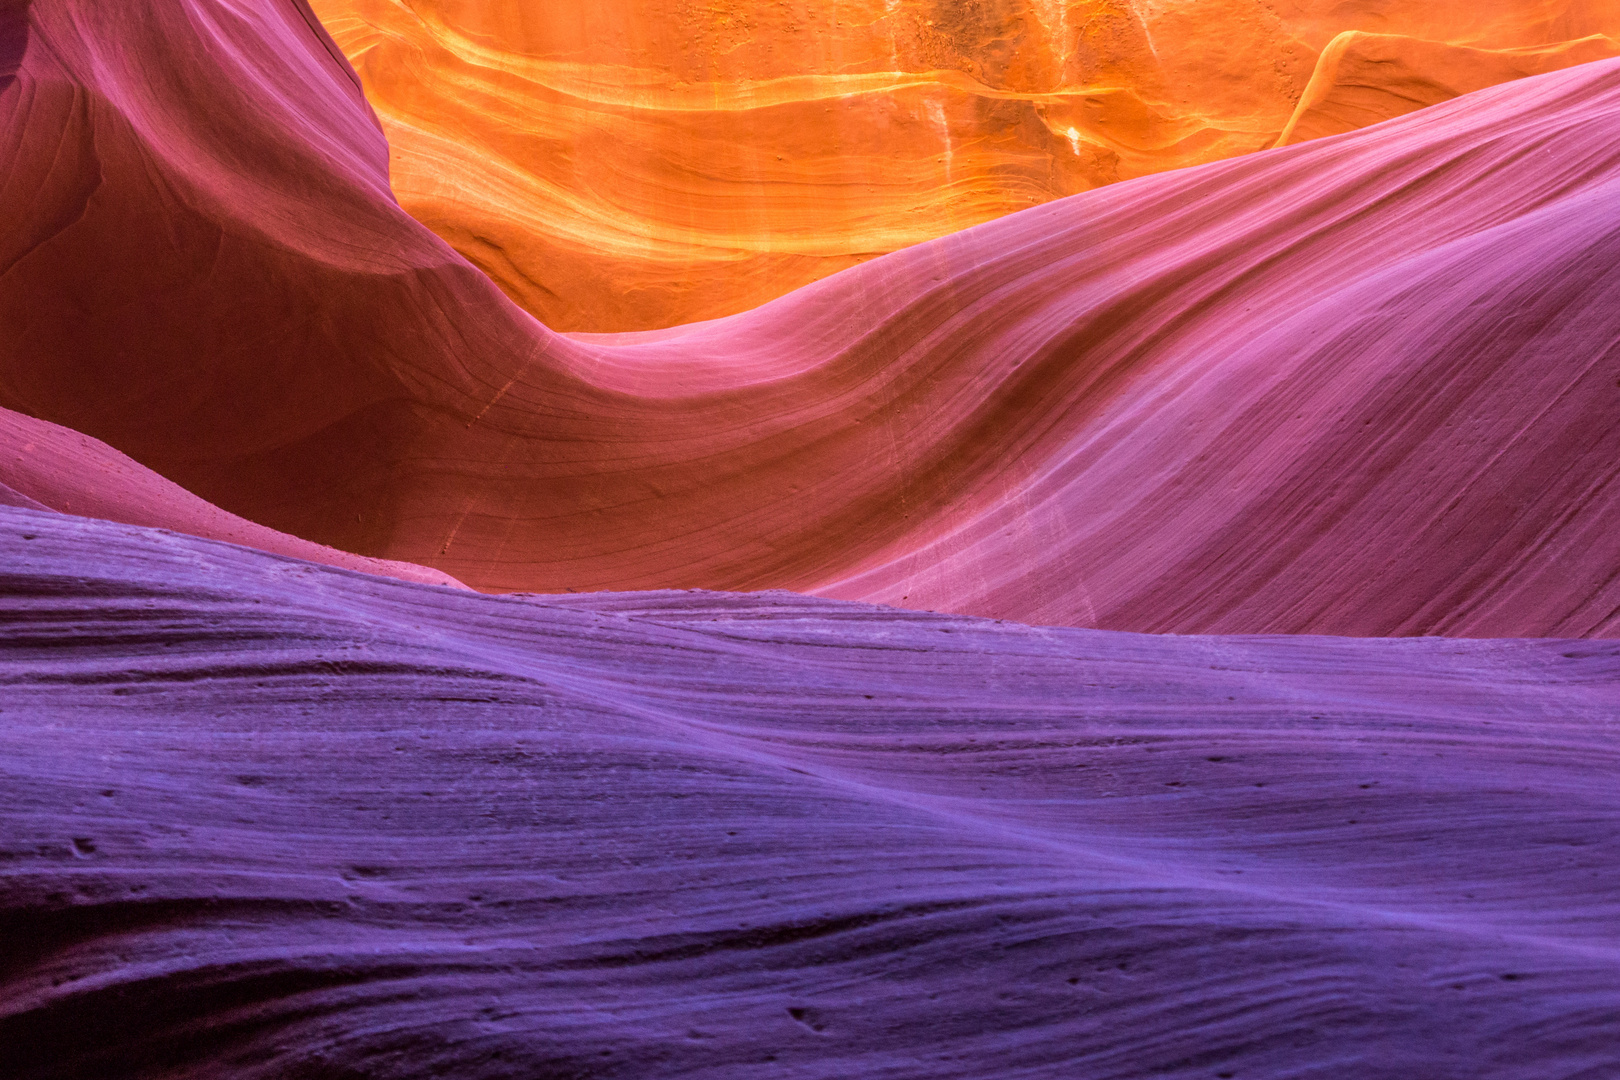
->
[4,507,1620,1080]
[0,1,27,93]
[3,0,1620,635]
[0,406,464,588]
[309,0,1618,330]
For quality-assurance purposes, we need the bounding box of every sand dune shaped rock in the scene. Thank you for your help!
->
[5,4,1620,1075]
[2,1,1619,636]
[3,508,1619,1078]
[0,405,463,587]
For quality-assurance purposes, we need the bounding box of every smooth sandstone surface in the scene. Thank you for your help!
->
[0,406,466,588]
[5,0,1620,635]
[4,507,1620,1079]
[3,0,1620,634]
[1276,29,1619,145]
[309,0,1620,329]
[5,4,1620,1076]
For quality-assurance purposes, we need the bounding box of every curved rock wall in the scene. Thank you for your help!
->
[5,9,1620,1071]
[3,1,1619,635]
[0,406,464,588]
[309,0,1619,330]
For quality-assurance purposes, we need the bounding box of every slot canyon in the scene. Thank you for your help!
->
[2,1,1618,1077]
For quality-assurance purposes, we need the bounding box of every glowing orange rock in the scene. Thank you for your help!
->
[1277,31,1618,146]
[309,0,1618,331]
[6,0,1620,636]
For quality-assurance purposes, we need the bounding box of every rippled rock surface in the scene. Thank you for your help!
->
[4,507,1620,1078]
[5,3,1620,1076]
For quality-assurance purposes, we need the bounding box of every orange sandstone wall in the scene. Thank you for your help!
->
[312,1,1616,332]
[1276,30,1619,146]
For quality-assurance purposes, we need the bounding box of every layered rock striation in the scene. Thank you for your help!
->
[0,407,463,587]
[1275,28,1620,146]
[4,508,1619,1078]
[5,5,1620,1073]
[3,1,1619,634]
[310,0,1619,329]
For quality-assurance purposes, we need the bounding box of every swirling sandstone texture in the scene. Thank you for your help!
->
[3,0,1620,634]
[1275,28,1620,145]
[308,0,1619,330]
[4,507,1620,1079]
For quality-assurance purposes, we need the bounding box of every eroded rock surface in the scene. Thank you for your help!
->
[3,508,1619,1078]
[310,0,1619,329]
[0,407,462,588]
[3,2,1619,634]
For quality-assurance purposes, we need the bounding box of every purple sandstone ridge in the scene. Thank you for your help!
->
[2,506,1619,1078]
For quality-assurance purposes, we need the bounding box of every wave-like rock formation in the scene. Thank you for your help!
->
[5,0,1619,635]
[310,0,1619,329]
[4,507,1620,1079]
[0,406,464,588]
[1276,29,1618,146]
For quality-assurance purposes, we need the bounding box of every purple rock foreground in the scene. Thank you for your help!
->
[2,505,1618,1079]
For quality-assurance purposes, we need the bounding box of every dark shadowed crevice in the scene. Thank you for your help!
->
[0,0,28,94]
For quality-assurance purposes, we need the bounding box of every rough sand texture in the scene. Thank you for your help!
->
[3,506,1619,1079]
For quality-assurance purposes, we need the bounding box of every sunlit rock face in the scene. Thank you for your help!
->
[1277,28,1619,145]
[4,0,1620,635]
[6,5,1620,1074]
[310,0,1618,330]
